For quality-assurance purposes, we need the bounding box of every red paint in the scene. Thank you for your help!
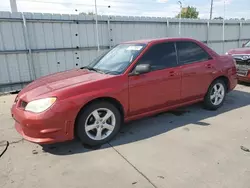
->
[227,48,250,55]
[11,38,237,144]
[238,73,250,83]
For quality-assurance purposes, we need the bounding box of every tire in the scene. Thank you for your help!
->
[76,101,122,146]
[204,79,227,110]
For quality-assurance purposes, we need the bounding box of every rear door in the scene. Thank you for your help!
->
[176,41,216,101]
[128,42,181,116]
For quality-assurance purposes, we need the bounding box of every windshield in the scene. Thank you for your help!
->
[245,41,250,47]
[87,44,146,74]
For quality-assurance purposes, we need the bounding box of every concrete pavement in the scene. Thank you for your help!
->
[1,84,250,188]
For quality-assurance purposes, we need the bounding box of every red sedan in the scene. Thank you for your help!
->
[11,38,237,146]
[226,40,250,83]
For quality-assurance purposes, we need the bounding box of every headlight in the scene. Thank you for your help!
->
[25,97,57,113]
[225,52,229,55]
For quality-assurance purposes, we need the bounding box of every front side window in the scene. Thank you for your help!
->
[136,42,177,71]
[176,41,211,65]
[87,44,146,74]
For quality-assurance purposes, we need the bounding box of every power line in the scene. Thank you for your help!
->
[18,0,109,7]
[104,0,169,5]
[17,0,181,13]
[17,0,230,18]
[18,0,170,6]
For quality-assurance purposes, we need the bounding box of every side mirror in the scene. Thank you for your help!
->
[242,43,246,48]
[133,64,151,75]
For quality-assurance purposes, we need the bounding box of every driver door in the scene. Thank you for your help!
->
[128,42,181,116]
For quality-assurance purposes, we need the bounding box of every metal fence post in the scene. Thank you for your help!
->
[207,21,210,44]
[107,17,112,49]
[222,20,225,53]
[22,13,36,80]
[238,22,242,47]
[166,19,169,37]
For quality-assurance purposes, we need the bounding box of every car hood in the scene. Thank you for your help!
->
[19,69,112,100]
[228,47,250,55]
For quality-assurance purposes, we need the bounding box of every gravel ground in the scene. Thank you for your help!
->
[1,84,250,188]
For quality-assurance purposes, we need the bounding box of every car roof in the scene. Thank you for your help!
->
[122,37,197,44]
[122,37,219,57]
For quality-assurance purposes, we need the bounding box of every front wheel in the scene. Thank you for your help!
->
[76,102,122,146]
[204,79,226,110]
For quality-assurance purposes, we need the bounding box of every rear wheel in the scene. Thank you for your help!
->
[204,79,226,110]
[76,102,122,146]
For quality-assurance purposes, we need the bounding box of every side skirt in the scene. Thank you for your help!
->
[124,98,204,122]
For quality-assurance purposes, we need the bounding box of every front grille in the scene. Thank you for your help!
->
[235,59,250,66]
[237,69,248,76]
[232,55,250,76]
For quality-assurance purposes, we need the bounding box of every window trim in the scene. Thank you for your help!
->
[175,41,212,66]
[129,41,179,74]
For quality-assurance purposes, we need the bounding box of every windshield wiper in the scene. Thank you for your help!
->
[80,66,105,74]
[102,70,120,75]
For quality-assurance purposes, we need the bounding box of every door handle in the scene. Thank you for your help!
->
[205,64,212,68]
[169,71,178,77]
[185,72,196,76]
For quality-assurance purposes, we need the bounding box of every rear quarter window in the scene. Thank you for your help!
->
[176,41,211,65]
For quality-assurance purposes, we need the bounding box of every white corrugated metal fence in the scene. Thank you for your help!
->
[0,11,250,92]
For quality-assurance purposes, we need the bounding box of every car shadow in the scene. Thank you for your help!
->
[42,89,250,155]
[238,81,250,87]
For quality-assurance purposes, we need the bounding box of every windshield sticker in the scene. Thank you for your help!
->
[126,46,143,51]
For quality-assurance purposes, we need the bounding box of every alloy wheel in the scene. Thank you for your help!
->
[210,83,225,106]
[85,108,116,141]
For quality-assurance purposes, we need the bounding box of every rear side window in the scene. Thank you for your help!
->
[176,41,211,65]
[137,42,177,71]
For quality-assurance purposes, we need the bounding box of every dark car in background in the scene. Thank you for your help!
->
[226,41,250,83]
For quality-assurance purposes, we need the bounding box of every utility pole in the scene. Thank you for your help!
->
[209,0,213,20]
[9,0,18,12]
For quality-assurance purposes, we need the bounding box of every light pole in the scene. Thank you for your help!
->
[9,0,18,12]
[94,0,100,51]
[209,0,214,20]
[178,1,182,36]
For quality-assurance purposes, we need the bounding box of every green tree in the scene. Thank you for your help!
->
[176,6,199,19]
[79,12,95,15]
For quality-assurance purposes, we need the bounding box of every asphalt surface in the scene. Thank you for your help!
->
[1,84,250,188]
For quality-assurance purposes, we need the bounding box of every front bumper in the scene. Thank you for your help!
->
[11,103,75,144]
[238,74,250,83]
[236,67,250,83]
[235,58,250,83]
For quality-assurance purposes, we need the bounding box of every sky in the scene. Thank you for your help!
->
[0,0,249,19]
